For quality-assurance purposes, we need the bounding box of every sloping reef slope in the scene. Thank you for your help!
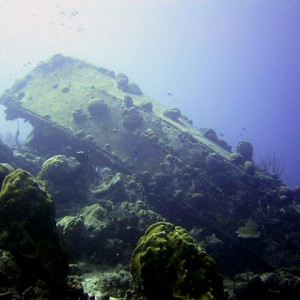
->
[1,55,300,298]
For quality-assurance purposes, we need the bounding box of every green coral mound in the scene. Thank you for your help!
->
[130,222,224,300]
[87,98,108,117]
[0,169,68,297]
[0,163,14,186]
[38,154,80,182]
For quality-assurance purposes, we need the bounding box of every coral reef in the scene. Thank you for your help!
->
[236,218,260,238]
[72,108,87,123]
[116,74,143,95]
[38,155,85,214]
[38,155,80,183]
[87,98,108,118]
[205,152,225,173]
[225,268,300,300]
[140,101,153,112]
[1,55,300,299]
[116,73,129,91]
[124,95,133,108]
[0,163,14,185]
[244,161,256,175]
[125,82,143,95]
[217,139,232,151]
[129,222,224,300]
[62,86,70,93]
[122,107,144,130]
[236,141,254,161]
[97,270,131,298]
[229,152,245,165]
[0,169,69,298]
[163,107,182,121]
[203,128,218,142]
[58,200,163,265]
[0,138,14,163]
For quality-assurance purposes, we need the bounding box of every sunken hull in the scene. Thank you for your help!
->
[1,55,299,297]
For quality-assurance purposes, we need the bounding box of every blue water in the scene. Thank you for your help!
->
[0,0,299,186]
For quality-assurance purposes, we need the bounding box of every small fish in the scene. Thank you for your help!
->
[241,127,246,130]
[219,133,224,137]
[71,9,79,17]
[167,93,173,96]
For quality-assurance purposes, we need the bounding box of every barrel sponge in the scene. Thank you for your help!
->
[236,141,253,161]
[203,128,218,143]
[130,222,224,300]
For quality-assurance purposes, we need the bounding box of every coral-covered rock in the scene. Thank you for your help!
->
[163,108,182,121]
[217,139,232,151]
[125,82,143,95]
[140,101,153,112]
[122,109,143,130]
[0,169,68,298]
[130,222,224,300]
[0,163,14,186]
[116,73,129,91]
[116,74,143,95]
[87,98,108,118]
[227,267,300,300]
[230,152,245,165]
[38,155,84,211]
[124,95,133,108]
[203,128,218,142]
[0,139,14,163]
[244,160,256,175]
[72,108,87,123]
[205,153,225,173]
[97,270,131,298]
[39,155,80,183]
[236,141,254,161]
[0,249,21,297]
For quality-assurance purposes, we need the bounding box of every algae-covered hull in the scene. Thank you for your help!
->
[0,54,231,173]
[1,55,300,289]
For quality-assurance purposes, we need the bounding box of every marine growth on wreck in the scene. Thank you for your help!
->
[0,55,299,300]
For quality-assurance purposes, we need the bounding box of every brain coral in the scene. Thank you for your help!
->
[87,98,108,118]
[130,222,224,300]
[38,155,80,183]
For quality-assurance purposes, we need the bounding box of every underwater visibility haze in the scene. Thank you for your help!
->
[0,1,300,299]
[0,0,300,186]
